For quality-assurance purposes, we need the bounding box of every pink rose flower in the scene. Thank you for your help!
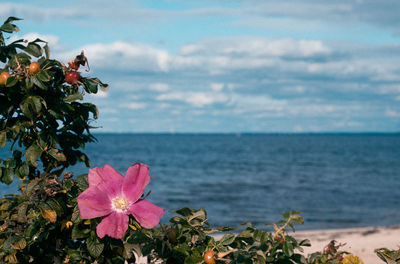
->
[77,163,165,239]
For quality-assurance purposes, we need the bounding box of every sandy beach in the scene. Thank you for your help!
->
[292,226,400,263]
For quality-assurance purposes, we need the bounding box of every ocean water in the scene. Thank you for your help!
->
[1,133,400,230]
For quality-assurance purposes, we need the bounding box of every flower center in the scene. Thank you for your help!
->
[111,195,130,212]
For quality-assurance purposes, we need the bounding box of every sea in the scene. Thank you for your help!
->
[1,133,400,231]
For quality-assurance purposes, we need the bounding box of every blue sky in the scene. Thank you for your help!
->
[2,0,400,132]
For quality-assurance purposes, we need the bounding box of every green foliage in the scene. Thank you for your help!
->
[0,17,107,184]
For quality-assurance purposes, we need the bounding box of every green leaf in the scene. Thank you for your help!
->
[32,76,47,90]
[290,214,304,225]
[36,70,51,82]
[44,44,50,59]
[25,144,43,167]
[71,205,81,223]
[17,164,29,179]
[48,148,67,162]
[25,42,42,57]
[71,225,89,239]
[0,131,6,148]
[0,23,16,33]
[76,174,89,190]
[81,78,98,93]
[283,241,294,257]
[4,17,22,24]
[5,76,18,87]
[299,239,311,247]
[86,236,104,258]
[220,233,235,246]
[64,92,83,102]
[1,168,14,185]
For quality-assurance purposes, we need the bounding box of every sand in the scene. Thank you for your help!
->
[292,226,400,263]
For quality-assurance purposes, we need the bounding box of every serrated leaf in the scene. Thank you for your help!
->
[71,205,81,223]
[76,174,89,190]
[86,236,104,258]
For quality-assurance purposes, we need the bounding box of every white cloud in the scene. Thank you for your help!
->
[89,90,108,98]
[149,83,169,92]
[9,32,63,51]
[60,41,171,73]
[122,102,147,110]
[210,83,224,92]
[385,109,400,117]
[157,92,228,107]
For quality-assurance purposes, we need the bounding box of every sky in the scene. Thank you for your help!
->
[1,0,400,133]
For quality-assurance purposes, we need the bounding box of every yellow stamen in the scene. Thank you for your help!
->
[111,195,130,212]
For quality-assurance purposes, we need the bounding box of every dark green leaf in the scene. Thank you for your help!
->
[36,70,51,82]
[283,241,294,257]
[71,205,81,223]
[220,233,235,246]
[64,92,83,102]
[44,44,50,59]
[1,168,14,184]
[5,76,18,87]
[76,174,89,190]
[86,236,104,258]
[32,76,47,90]
[25,42,42,57]
[4,17,23,24]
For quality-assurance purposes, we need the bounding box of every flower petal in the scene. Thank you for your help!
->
[88,164,124,187]
[128,199,165,229]
[97,179,123,199]
[96,211,129,239]
[122,163,150,203]
[77,186,112,219]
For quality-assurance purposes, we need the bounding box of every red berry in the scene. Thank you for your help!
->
[65,71,81,84]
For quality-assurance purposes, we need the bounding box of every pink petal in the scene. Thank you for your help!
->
[97,179,123,199]
[96,211,129,239]
[88,164,124,187]
[128,199,165,229]
[122,163,150,203]
[77,186,112,219]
